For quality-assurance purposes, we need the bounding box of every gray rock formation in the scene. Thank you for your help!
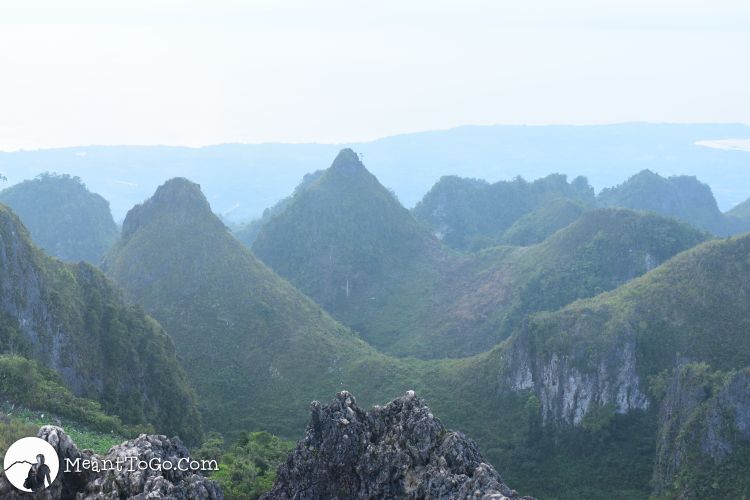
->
[263,390,531,500]
[0,426,222,499]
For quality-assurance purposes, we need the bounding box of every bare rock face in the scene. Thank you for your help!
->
[263,391,532,500]
[0,426,222,499]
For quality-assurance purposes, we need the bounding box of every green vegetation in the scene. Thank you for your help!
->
[413,173,595,251]
[0,356,134,457]
[103,175,404,440]
[0,204,202,442]
[0,355,139,435]
[727,197,750,235]
[196,431,294,500]
[0,415,38,462]
[251,151,706,359]
[652,364,750,499]
[0,407,127,455]
[500,197,588,246]
[252,148,449,355]
[0,173,118,263]
[233,170,324,247]
[597,169,743,236]
[95,157,750,498]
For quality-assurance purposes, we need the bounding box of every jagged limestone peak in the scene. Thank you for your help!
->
[263,390,532,499]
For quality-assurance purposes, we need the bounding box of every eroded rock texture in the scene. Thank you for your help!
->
[0,426,222,499]
[263,390,532,500]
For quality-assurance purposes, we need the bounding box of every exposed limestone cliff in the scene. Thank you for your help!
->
[263,390,532,500]
[501,320,649,426]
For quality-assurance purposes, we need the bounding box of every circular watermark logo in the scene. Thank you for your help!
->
[3,437,59,492]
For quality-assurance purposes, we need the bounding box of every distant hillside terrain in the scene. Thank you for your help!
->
[415,168,749,246]
[598,169,750,235]
[413,173,594,251]
[0,173,118,263]
[0,203,200,440]
[439,233,750,498]
[253,151,707,359]
[97,169,750,499]
[499,198,588,246]
[2,123,749,222]
[233,170,324,247]
[103,176,412,439]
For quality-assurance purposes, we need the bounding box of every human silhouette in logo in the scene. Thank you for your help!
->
[22,454,51,491]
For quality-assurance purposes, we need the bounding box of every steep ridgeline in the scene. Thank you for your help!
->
[252,149,452,354]
[412,174,595,251]
[252,150,706,359]
[453,233,750,497]
[233,170,324,247]
[0,173,118,263]
[263,390,531,500]
[102,177,411,439]
[652,364,750,499]
[598,169,750,236]
[0,204,201,440]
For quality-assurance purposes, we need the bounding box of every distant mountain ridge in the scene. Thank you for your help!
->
[252,151,707,359]
[598,169,750,235]
[413,173,594,250]
[2,123,749,221]
[414,168,750,249]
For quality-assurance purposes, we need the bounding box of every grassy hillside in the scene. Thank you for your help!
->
[101,171,750,498]
[0,173,118,263]
[373,233,749,499]
[499,198,588,246]
[597,169,746,236]
[252,149,452,356]
[233,170,324,247]
[391,208,709,358]
[252,151,707,359]
[412,173,594,251]
[0,204,201,441]
[103,176,416,439]
[0,354,140,438]
[728,197,750,219]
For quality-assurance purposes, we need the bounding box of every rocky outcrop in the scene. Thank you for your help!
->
[0,426,222,499]
[652,365,750,497]
[263,390,531,500]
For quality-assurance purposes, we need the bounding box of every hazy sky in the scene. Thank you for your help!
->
[1,0,749,150]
